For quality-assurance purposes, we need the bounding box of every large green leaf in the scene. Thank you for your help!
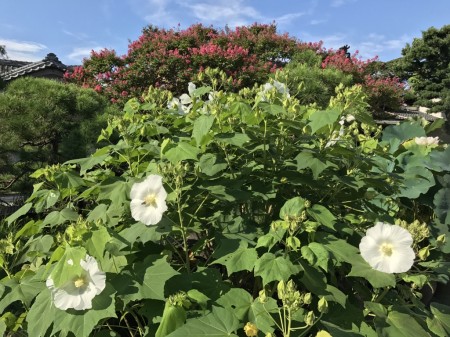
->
[212,244,258,275]
[308,109,341,134]
[120,255,179,303]
[382,122,425,143]
[427,302,450,337]
[307,204,336,230]
[198,153,228,176]
[6,202,32,225]
[41,207,79,227]
[380,310,430,337]
[166,306,239,337]
[279,196,306,220]
[192,115,215,146]
[398,166,435,199]
[296,151,335,179]
[434,188,450,225]
[216,288,253,321]
[164,142,200,163]
[254,253,301,285]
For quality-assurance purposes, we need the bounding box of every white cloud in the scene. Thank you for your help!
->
[62,30,90,41]
[0,38,47,61]
[67,46,104,63]
[310,19,327,25]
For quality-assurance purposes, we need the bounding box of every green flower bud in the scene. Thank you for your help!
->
[418,246,430,261]
[277,280,286,300]
[437,234,446,246]
[317,297,328,313]
[303,292,312,305]
[304,310,316,326]
[258,289,267,304]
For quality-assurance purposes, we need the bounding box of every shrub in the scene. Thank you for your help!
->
[1,75,449,336]
[0,77,119,193]
[64,23,323,104]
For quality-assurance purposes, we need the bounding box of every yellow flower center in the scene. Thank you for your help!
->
[144,193,157,207]
[380,243,394,256]
[74,276,87,288]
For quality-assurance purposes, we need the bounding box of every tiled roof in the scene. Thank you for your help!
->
[0,53,67,81]
[375,109,441,125]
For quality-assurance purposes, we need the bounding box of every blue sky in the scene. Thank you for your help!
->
[1,0,449,65]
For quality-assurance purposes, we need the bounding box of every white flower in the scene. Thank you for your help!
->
[188,82,196,96]
[259,81,290,101]
[272,80,290,96]
[46,255,106,311]
[414,136,439,146]
[359,222,415,273]
[130,174,168,225]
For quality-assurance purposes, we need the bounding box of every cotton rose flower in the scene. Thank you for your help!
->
[46,255,106,311]
[130,174,168,225]
[359,222,415,273]
[414,136,439,146]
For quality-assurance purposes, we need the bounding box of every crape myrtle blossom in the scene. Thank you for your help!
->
[414,136,439,146]
[130,174,168,226]
[359,222,415,273]
[46,255,106,311]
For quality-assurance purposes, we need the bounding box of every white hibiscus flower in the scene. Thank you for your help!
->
[130,174,168,225]
[414,136,439,146]
[359,222,415,273]
[46,255,106,311]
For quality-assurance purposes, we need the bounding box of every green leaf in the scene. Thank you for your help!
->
[348,260,396,288]
[54,171,86,189]
[0,271,45,313]
[6,202,32,225]
[398,166,435,199]
[42,208,79,227]
[380,310,430,337]
[216,288,253,321]
[434,188,450,225]
[97,179,129,207]
[427,302,450,337]
[364,301,387,318]
[198,153,228,176]
[296,151,335,179]
[121,255,179,303]
[254,253,301,285]
[49,246,87,287]
[192,115,215,146]
[382,121,425,143]
[279,196,306,220]
[164,142,200,163]
[426,146,450,172]
[212,245,258,275]
[216,133,250,147]
[308,109,341,134]
[85,226,111,261]
[321,321,365,337]
[166,306,239,337]
[66,154,109,175]
[307,204,336,230]
[248,298,278,334]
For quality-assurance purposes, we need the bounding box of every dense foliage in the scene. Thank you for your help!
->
[0,77,118,192]
[65,23,322,105]
[394,24,450,115]
[1,74,449,337]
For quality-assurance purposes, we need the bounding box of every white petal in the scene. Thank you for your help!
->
[180,93,192,105]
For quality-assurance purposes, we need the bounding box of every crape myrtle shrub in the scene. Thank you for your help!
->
[64,23,323,104]
[1,72,450,337]
[321,49,405,112]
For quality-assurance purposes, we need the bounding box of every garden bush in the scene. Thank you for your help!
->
[64,23,322,105]
[0,77,119,193]
[1,72,449,337]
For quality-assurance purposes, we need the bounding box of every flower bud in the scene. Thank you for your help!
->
[303,292,312,305]
[258,289,267,303]
[437,234,446,246]
[304,310,316,326]
[418,246,430,261]
[243,322,258,337]
[277,280,286,300]
[317,297,328,313]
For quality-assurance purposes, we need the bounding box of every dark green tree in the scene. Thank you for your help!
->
[0,77,118,192]
[398,25,450,115]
